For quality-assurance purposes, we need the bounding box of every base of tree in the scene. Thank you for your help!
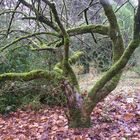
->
[67,109,91,128]
[68,118,91,128]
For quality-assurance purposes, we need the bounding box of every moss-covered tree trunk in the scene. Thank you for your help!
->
[68,109,91,128]
[61,80,90,127]
[62,0,140,128]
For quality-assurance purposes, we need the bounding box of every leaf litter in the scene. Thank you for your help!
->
[0,71,140,140]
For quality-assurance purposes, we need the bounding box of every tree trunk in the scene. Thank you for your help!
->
[67,108,91,128]
[61,80,91,128]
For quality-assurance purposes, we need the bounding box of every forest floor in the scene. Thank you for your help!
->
[0,71,140,140]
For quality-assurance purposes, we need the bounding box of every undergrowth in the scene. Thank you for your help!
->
[0,80,67,114]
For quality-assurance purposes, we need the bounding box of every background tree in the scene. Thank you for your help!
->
[0,0,140,128]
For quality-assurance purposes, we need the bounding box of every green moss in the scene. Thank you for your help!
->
[64,36,69,44]
[55,39,64,48]
[81,0,127,116]
[62,61,79,91]
[0,70,57,82]
[88,39,140,101]
[69,51,84,65]
[67,24,109,36]
[68,108,91,128]
[53,64,63,74]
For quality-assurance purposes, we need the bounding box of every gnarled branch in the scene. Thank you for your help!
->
[67,24,109,36]
[0,70,57,82]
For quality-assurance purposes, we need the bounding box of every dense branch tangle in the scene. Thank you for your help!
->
[0,0,140,128]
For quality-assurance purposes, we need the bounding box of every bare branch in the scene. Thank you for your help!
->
[0,10,27,17]
[78,2,99,16]
[0,32,59,52]
[18,0,59,31]
[6,1,21,37]
[84,8,97,43]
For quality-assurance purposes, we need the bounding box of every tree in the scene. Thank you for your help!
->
[0,0,140,128]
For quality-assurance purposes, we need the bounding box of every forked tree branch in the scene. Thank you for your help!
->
[83,0,140,116]
[18,0,60,31]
